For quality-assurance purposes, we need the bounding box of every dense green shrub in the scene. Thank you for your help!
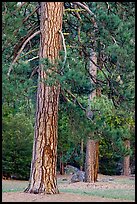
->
[2,112,34,180]
[99,138,123,175]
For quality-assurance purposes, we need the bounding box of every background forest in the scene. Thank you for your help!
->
[2,2,135,180]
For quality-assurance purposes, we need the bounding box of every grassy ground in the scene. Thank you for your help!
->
[2,180,28,193]
[2,174,135,202]
[60,188,135,201]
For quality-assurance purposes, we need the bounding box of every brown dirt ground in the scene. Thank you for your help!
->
[2,174,135,202]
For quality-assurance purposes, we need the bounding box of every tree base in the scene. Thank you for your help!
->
[24,185,59,194]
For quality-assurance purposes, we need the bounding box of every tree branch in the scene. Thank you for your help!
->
[27,56,39,62]
[29,66,39,79]
[82,46,110,82]
[72,2,96,17]
[73,5,82,25]
[72,2,97,29]
[23,6,40,24]
[18,48,39,60]
[63,89,100,121]
[65,89,87,111]
[15,2,28,12]
[13,5,40,37]
[87,67,107,85]
[13,25,39,59]
[7,30,40,76]
[59,30,67,73]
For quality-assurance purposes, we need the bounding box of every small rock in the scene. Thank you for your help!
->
[101,177,114,182]
[109,178,114,181]
[62,178,67,181]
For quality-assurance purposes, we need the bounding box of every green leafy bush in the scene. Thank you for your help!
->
[2,112,34,180]
[99,138,123,175]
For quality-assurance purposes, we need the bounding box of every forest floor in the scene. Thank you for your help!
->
[2,173,135,202]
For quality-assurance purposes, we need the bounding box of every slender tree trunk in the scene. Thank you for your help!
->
[123,140,130,176]
[25,2,63,194]
[85,49,99,182]
[80,139,84,171]
[60,152,65,175]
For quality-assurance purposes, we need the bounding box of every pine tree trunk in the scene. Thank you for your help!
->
[25,2,63,194]
[123,140,130,176]
[85,50,99,183]
[85,139,95,182]
[85,138,99,182]
[94,141,99,181]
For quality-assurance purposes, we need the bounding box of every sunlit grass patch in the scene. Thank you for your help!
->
[115,178,135,185]
[60,188,135,201]
[2,180,28,193]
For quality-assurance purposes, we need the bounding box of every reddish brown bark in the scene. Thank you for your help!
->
[85,139,99,182]
[123,140,130,176]
[94,141,99,181]
[25,2,63,194]
[85,50,99,183]
[60,152,65,175]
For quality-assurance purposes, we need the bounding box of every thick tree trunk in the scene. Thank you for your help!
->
[85,138,99,182]
[85,49,99,183]
[25,2,63,194]
[85,139,95,182]
[123,140,130,176]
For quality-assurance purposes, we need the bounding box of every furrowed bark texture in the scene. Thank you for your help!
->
[85,138,99,182]
[85,50,99,183]
[25,2,63,194]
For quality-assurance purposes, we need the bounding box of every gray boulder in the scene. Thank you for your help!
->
[71,170,85,183]
[64,165,79,175]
